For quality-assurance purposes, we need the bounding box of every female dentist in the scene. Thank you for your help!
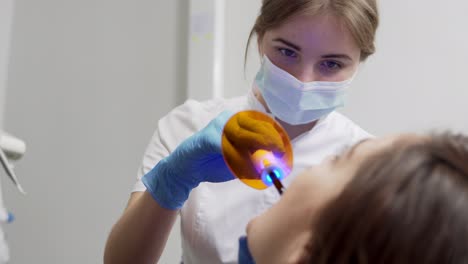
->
[104,0,380,263]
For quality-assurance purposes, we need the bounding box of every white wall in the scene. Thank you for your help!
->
[0,0,15,128]
[340,0,468,135]
[3,1,187,263]
[223,0,262,99]
[224,0,468,135]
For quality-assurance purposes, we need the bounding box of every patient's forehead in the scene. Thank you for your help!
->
[363,133,424,152]
[283,134,425,214]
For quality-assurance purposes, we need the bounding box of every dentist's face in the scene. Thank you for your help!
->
[245,135,416,264]
[258,13,361,83]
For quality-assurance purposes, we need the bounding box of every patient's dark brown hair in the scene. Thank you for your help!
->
[301,132,468,264]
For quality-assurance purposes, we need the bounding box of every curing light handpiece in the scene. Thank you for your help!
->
[262,165,286,195]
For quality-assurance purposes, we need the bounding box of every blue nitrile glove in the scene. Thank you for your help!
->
[142,111,236,210]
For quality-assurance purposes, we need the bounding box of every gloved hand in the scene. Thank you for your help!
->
[142,110,286,210]
[222,111,286,180]
[142,111,235,210]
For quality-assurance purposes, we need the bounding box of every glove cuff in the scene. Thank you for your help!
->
[142,159,194,210]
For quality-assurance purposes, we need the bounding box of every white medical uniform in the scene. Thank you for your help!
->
[132,89,371,264]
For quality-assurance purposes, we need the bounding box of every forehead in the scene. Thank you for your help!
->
[284,135,421,211]
[264,13,359,53]
[355,134,424,158]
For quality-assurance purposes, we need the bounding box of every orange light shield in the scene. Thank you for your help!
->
[221,111,293,190]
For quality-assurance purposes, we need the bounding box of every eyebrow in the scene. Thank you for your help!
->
[321,54,353,61]
[273,38,301,51]
[273,38,353,61]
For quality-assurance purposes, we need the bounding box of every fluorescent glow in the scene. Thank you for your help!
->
[251,149,290,187]
[261,166,285,186]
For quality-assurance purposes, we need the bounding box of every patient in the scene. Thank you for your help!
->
[241,132,468,264]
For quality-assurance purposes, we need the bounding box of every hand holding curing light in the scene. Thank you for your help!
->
[142,111,237,210]
[222,111,293,195]
[222,111,286,179]
[142,110,292,211]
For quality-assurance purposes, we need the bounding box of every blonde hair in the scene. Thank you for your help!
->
[246,0,379,62]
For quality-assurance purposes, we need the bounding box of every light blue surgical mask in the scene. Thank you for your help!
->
[255,55,356,125]
[238,236,256,264]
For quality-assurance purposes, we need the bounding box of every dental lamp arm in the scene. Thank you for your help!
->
[0,131,26,194]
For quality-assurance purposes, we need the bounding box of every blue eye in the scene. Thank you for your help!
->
[321,60,342,71]
[278,48,297,58]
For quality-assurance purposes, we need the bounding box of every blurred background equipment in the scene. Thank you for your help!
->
[1,0,27,262]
